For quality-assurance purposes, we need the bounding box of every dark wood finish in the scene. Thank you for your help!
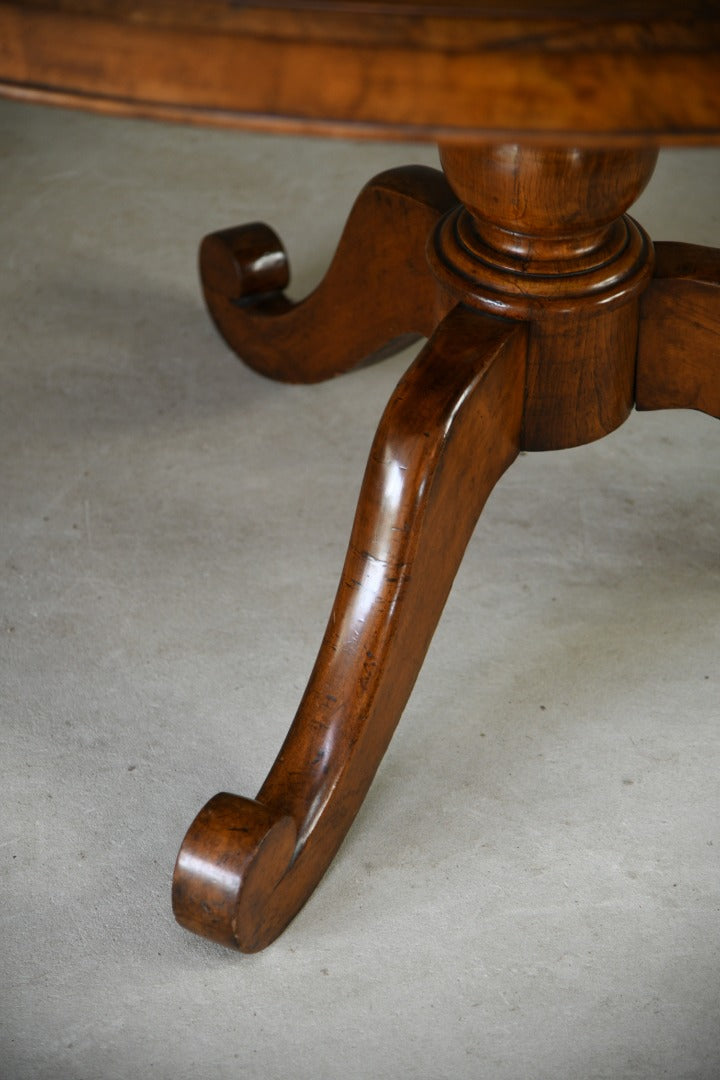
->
[432,145,659,449]
[1,1,718,951]
[636,243,720,418]
[1,2,720,143]
[199,166,457,382]
[174,305,526,950]
[179,143,720,947]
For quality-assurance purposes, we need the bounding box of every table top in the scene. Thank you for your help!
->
[1,1,720,144]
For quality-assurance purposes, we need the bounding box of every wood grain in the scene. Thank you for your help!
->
[3,0,717,951]
[431,145,658,448]
[199,166,458,382]
[1,1,719,142]
[173,305,526,950]
[637,242,720,418]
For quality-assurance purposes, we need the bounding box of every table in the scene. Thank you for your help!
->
[1,0,719,953]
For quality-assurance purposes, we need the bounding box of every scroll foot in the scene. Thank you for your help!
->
[173,304,527,950]
[200,165,458,383]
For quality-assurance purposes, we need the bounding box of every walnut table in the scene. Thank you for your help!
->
[1,0,719,951]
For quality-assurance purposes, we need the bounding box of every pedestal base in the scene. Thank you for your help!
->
[173,145,720,951]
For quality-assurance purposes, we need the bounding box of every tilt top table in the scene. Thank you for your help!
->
[1,1,719,952]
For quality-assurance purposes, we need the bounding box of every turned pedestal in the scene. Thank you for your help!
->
[171,144,720,951]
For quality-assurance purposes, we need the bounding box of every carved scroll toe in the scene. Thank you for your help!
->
[174,304,526,951]
[172,793,297,952]
[201,222,290,305]
[199,165,458,383]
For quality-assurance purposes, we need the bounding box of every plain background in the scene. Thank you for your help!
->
[1,98,719,1079]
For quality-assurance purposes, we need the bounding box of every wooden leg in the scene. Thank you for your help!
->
[199,165,458,383]
[172,305,526,951]
[636,242,720,418]
[174,144,674,951]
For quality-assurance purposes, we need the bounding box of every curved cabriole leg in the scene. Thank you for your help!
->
[636,242,720,418]
[172,305,527,951]
[199,165,458,383]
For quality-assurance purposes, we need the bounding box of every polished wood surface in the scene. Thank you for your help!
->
[637,243,720,418]
[432,145,659,449]
[199,166,457,382]
[174,304,526,950]
[2,2,718,950]
[1,1,720,142]
[175,140,720,948]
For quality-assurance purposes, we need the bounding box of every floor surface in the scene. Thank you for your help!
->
[1,99,719,1080]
